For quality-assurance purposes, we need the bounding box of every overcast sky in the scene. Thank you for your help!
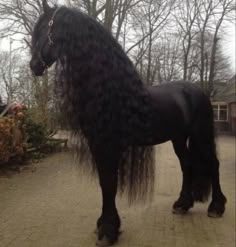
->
[222,22,235,72]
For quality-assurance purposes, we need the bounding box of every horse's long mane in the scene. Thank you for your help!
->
[52,6,155,202]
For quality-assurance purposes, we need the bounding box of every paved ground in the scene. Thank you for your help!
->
[0,135,235,247]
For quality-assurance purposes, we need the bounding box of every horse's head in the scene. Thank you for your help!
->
[30,0,61,76]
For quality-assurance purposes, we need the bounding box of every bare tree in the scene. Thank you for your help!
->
[195,0,234,93]
[155,34,183,83]
[129,0,175,84]
[174,0,201,81]
[207,0,234,95]
[70,0,143,40]
[71,0,106,19]
[196,0,217,87]
[0,0,44,48]
[0,50,21,103]
[114,0,141,40]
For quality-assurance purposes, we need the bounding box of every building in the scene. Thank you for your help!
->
[212,75,236,134]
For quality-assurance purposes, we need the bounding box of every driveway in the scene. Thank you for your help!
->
[0,135,235,247]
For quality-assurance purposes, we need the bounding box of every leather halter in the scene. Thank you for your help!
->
[47,6,63,46]
[38,6,62,68]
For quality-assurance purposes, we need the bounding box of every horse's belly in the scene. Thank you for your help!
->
[130,122,174,146]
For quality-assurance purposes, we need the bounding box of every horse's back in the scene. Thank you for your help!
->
[144,81,212,143]
[148,81,206,99]
[147,81,210,115]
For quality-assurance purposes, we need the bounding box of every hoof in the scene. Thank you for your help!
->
[96,236,112,247]
[96,224,121,247]
[96,213,121,246]
[208,199,226,218]
[172,207,188,215]
[207,211,223,218]
[172,196,194,215]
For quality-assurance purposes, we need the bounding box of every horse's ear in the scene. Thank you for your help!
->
[42,0,51,14]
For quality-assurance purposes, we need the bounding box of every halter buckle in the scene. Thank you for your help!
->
[48,20,54,27]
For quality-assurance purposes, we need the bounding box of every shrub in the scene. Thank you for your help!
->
[0,105,25,164]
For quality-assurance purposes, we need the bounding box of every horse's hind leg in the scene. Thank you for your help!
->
[172,137,194,214]
[207,155,227,217]
[92,147,121,246]
[189,116,227,217]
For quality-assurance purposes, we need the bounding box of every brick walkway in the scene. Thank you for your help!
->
[0,136,235,247]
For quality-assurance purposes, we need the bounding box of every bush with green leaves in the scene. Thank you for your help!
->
[23,116,47,149]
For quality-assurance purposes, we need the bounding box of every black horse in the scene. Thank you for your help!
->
[30,1,226,246]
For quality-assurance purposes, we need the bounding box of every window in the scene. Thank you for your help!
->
[212,103,228,121]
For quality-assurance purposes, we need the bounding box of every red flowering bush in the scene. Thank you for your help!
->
[0,103,26,164]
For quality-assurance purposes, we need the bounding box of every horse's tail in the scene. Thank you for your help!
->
[188,97,216,202]
[118,145,155,204]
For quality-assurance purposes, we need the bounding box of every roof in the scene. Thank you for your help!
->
[212,75,236,103]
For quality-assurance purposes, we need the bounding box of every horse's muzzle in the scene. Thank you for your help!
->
[30,59,45,76]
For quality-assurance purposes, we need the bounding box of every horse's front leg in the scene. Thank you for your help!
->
[96,162,121,246]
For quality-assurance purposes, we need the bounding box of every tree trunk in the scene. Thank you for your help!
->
[146,32,153,85]
[104,0,113,31]
[208,14,224,96]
